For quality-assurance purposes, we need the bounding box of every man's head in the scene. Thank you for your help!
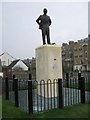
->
[43,8,47,15]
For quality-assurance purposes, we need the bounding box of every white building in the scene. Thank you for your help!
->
[0,52,16,66]
[9,59,28,71]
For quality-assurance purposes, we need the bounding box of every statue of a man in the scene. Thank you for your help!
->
[36,8,52,45]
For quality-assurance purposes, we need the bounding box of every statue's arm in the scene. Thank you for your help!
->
[49,17,52,26]
[36,16,41,25]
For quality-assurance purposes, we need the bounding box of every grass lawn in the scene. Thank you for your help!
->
[2,98,30,118]
[2,97,90,119]
[32,103,89,118]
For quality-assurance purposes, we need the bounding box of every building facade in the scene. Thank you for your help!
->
[24,57,36,80]
[62,41,74,73]
[88,35,90,70]
[62,37,90,73]
[0,52,16,66]
[74,38,88,71]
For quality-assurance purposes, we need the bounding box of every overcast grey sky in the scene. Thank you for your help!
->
[1,1,89,59]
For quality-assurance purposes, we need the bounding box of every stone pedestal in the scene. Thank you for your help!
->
[35,45,62,97]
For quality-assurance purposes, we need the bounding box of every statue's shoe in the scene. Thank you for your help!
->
[51,43,55,45]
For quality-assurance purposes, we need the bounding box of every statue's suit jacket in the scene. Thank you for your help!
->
[36,14,52,29]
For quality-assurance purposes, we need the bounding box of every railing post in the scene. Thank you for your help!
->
[5,76,9,100]
[78,72,81,89]
[29,73,32,80]
[13,74,15,91]
[28,74,33,114]
[58,78,63,109]
[66,73,69,87]
[14,78,19,107]
[80,77,85,104]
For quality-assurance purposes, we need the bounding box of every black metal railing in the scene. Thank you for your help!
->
[3,72,90,115]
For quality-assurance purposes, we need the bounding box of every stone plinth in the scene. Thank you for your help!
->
[35,45,62,97]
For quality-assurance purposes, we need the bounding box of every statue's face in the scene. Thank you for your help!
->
[43,9,47,14]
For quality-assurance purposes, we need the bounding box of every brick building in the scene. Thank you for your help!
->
[62,41,74,73]
[74,38,88,71]
[88,35,90,70]
[62,37,90,73]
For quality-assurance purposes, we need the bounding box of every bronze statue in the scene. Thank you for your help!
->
[36,8,52,45]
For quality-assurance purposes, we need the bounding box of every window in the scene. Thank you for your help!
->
[74,48,77,51]
[2,61,6,66]
[79,47,82,51]
[80,60,83,64]
[79,55,82,58]
[75,55,78,58]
